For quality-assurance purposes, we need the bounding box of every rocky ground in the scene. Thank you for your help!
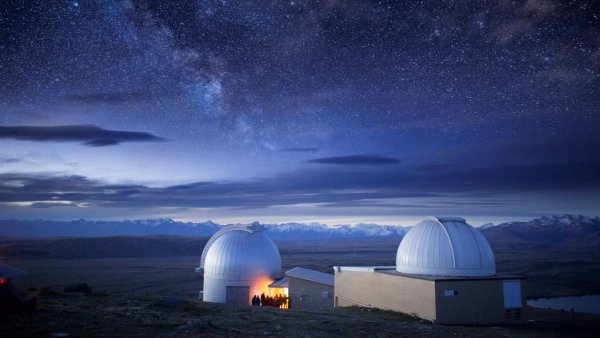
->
[1,291,599,338]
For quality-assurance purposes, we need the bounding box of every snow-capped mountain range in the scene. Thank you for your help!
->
[0,214,598,243]
[490,214,600,228]
[262,222,408,239]
[480,214,600,246]
[0,218,409,239]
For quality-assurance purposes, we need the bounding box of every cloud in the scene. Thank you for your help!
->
[305,155,401,165]
[30,202,79,208]
[319,200,429,209]
[0,172,425,210]
[2,159,597,212]
[84,139,121,147]
[0,158,21,165]
[0,125,164,147]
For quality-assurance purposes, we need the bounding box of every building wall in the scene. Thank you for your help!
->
[434,278,526,324]
[288,277,334,310]
[334,269,436,321]
[435,279,503,324]
[334,269,526,324]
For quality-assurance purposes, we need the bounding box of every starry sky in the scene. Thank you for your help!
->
[0,0,598,226]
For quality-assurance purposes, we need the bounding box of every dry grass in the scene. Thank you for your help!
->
[2,237,600,337]
[2,292,598,337]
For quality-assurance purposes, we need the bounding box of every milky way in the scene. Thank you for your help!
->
[0,1,598,224]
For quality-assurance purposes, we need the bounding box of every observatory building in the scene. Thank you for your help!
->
[197,223,281,305]
[334,217,525,324]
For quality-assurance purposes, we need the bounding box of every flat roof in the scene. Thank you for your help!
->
[335,266,524,282]
[285,267,334,286]
[333,266,395,273]
[269,276,289,288]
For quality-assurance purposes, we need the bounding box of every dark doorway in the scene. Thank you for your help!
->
[226,286,249,305]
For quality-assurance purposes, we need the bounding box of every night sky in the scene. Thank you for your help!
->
[0,0,598,225]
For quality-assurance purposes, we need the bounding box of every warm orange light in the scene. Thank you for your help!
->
[250,278,291,309]
[266,287,289,308]
[269,287,288,297]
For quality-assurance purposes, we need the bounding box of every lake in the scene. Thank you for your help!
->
[527,295,600,315]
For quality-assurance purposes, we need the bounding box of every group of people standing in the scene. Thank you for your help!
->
[251,292,290,309]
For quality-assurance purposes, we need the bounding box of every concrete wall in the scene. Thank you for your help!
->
[334,269,436,321]
[434,278,526,324]
[288,276,334,310]
[435,279,504,324]
[334,269,526,324]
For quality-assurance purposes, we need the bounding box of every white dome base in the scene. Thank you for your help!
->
[203,277,274,304]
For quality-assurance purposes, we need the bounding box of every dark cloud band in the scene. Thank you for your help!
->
[0,125,164,147]
[2,160,596,210]
[306,155,400,165]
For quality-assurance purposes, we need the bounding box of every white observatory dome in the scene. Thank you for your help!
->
[204,229,281,280]
[199,223,281,304]
[396,217,496,277]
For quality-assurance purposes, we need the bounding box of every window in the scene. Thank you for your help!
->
[322,291,331,299]
[300,293,312,302]
[444,290,458,296]
[503,280,522,308]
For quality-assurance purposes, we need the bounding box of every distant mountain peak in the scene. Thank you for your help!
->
[482,214,600,247]
[538,214,596,224]
[479,222,495,229]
